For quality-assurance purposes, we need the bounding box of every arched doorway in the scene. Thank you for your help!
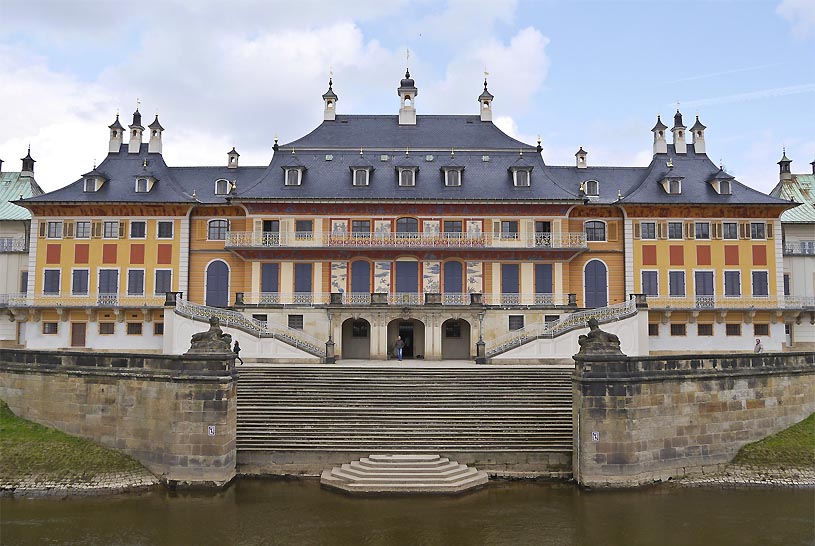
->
[441,318,471,360]
[584,259,608,308]
[387,318,425,359]
[341,318,371,359]
[205,260,229,307]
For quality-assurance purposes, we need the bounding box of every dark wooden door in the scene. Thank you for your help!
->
[206,260,229,307]
[584,260,608,308]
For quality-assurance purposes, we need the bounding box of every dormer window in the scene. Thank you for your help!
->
[215,179,230,195]
[719,180,731,195]
[511,168,531,187]
[398,168,416,187]
[584,180,599,196]
[284,168,303,186]
[352,168,370,187]
[84,178,97,192]
[135,177,150,193]
[443,168,462,187]
[668,179,681,194]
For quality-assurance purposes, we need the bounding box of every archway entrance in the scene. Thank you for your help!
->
[387,318,425,360]
[341,318,371,359]
[206,260,229,307]
[441,318,471,360]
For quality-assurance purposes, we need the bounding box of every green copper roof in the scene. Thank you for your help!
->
[770,174,815,223]
[0,171,43,221]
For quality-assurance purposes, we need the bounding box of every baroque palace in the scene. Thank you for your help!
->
[2,70,809,360]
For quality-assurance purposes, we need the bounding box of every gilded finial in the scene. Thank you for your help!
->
[360,146,364,156]
[579,181,585,193]
[519,148,523,157]
[617,189,623,200]
[406,48,410,69]
[405,146,409,156]
[292,147,296,155]
[451,148,455,158]
[667,158,673,168]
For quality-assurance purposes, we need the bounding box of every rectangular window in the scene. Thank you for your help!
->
[75,221,91,239]
[261,263,280,293]
[585,221,606,242]
[648,323,659,336]
[752,271,769,297]
[670,323,687,336]
[20,271,28,294]
[513,169,530,187]
[135,178,149,193]
[445,169,461,187]
[723,222,738,240]
[295,220,313,240]
[694,271,714,297]
[153,323,164,336]
[103,221,118,238]
[444,321,462,338]
[544,315,559,323]
[784,274,790,296]
[535,263,553,296]
[285,168,301,186]
[47,221,63,239]
[353,169,369,186]
[726,323,742,336]
[641,271,658,296]
[252,314,268,323]
[754,324,770,336]
[130,221,146,239]
[127,270,145,296]
[126,322,143,335]
[750,222,765,240]
[695,222,710,240]
[288,315,304,330]
[99,322,115,335]
[668,222,683,240]
[640,222,656,240]
[501,264,519,304]
[157,221,174,239]
[352,220,371,236]
[399,169,415,187]
[443,221,463,234]
[668,271,685,297]
[43,269,61,295]
[155,270,172,295]
[42,322,58,335]
[668,179,681,194]
[697,323,713,336]
[294,263,312,294]
[508,315,525,331]
[352,320,369,337]
[724,271,741,297]
[500,221,518,239]
[71,269,89,296]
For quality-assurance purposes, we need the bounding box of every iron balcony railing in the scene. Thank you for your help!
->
[0,237,26,253]
[1,293,166,307]
[647,296,783,310]
[225,231,587,250]
[238,292,573,307]
[783,241,815,256]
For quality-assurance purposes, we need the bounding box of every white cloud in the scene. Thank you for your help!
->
[777,0,815,39]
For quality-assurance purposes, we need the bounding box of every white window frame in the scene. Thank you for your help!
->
[693,269,715,298]
[135,177,149,193]
[154,269,173,296]
[667,221,683,240]
[695,222,710,240]
[750,222,766,240]
[84,178,96,192]
[719,180,731,195]
[723,221,738,240]
[352,168,370,187]
[102,221,119,239]
[668,270,686,298]
[130,220,147,239]
[444,168,462,187]
[127,268,146,296]
[207,219,230,241]
[512,168,531,187]
[751,270,769,298]
[285,168,303,186]
[640,221,657,240]
[584,220,607,242]
[71,268,90,296]
[97,268,120,298]
[214,178,231,195]
[43,268,61,296]
[723,270,742,298]
[640,270,659,297]
[157,220,174,239]
[584,179,599,196]
[47,221,63,239]
[398,168,416,187]
[75,221,91,239]
[668,179,682,194]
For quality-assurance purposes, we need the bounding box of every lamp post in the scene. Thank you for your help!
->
[476,311,486,364]
[325,312,335,364]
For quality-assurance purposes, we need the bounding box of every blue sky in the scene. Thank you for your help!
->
[0,0,812,194]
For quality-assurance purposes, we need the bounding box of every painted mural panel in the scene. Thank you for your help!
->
[331,220,348,234]
[374,261,391,293]
[424,221,440,235]
[466,221,482,234]
[331,261,347,293]
[467,261,482,293]
[423,261,440,293]
[374,221,391,234]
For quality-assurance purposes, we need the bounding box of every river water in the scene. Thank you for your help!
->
[1,480,813,546]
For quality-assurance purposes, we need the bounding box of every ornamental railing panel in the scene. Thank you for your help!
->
[0,237,27,253]
[647,296,782,309]
[783,241,815,255]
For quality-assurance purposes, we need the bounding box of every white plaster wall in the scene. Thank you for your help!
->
[21,320,164,351]
[0,319,16,343]
[647,321,786,353]
[492,311,646,361]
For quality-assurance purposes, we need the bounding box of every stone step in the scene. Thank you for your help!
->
[329,466,476,484]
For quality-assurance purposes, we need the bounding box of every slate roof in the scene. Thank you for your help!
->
[19,144,265,206]
[770,174,815,223]
[0,171,43,220]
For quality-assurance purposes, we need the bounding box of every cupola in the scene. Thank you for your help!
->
[690,115,706,154]
[21,146,35,177]
[148,115,164,154]
[108,114,124,153]
[575,147,588,169]
[778,149,792,182]
[322,78,338,121]
[128,108,144,154]
[651,115,668,154]
[478,78,494,122]
[398,68,418,125]
[671,109,687,154]
[227,147,240,169]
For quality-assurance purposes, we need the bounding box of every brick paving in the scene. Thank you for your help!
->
[679,465,815,488]
[0,469,159,497]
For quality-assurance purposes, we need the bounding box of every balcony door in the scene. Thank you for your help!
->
[584,260,608,308]
[395,261,419,294]
[205,260,229,307]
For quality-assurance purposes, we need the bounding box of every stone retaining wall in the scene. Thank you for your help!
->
[573,351,815,488]
[0,349,237,488]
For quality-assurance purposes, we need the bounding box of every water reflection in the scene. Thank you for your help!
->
[1,480,813,546]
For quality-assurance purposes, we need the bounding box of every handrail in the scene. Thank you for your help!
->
[486,299,638,357]
[174,297,326,358]
[647,296,783,310]
[1,293,165,308]
[225,230,587,250]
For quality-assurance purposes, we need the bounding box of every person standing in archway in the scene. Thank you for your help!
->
[394,336,405,362]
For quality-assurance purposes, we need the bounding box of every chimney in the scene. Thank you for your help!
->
[671,110,687,154]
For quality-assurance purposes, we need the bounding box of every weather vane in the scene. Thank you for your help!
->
[406,48,410,69]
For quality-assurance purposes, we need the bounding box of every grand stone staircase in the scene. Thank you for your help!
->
[236,365,574,475]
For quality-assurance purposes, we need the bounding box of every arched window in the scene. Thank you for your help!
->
[399,168,416,187]
[396,217,419,234]
[352,169,369,186]
[584,180,599,196]
[215,179,230,195]
[585,221,606,242]
[208,219,229,240]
